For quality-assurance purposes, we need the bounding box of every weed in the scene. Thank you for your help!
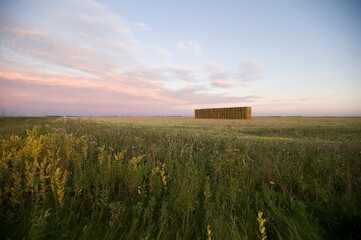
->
[0,116,360,239]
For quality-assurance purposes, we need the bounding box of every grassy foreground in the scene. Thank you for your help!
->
[0,116,361,239]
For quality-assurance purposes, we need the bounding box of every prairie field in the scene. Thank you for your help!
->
[0,116,361,239]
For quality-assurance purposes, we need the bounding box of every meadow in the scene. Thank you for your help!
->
[0,116,360,239]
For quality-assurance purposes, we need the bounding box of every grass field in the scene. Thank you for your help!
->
[1,116,361,239]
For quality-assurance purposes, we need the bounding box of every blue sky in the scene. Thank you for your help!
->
[0,0,360,116]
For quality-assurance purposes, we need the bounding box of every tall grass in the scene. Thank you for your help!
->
[0,117,360,239]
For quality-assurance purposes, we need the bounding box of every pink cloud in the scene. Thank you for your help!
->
[1,64,261,116]
[212,79,232,88]
[0,68,185,107]
[0,70,98,89]
[3,27,45,37]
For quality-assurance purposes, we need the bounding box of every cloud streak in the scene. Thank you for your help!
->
[153,46,172,58]
[212,79,232,88]
[176,40,202,55]
[133,22,152,31]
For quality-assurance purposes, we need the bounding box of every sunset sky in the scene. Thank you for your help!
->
[1,0,360,116]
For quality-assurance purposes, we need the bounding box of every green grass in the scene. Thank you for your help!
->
[0,116,361,239]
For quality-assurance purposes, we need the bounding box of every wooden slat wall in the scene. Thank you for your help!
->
[194,107,251,119]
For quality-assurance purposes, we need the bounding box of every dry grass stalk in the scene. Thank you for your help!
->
[159,163,167,189]
[51,167,68,208]
[10,171,22,207]
[257,211,267,240]
[206,224,212,240]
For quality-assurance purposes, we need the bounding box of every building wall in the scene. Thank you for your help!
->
[194,107,251,119]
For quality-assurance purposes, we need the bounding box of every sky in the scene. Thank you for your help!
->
[0,0,360,116]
